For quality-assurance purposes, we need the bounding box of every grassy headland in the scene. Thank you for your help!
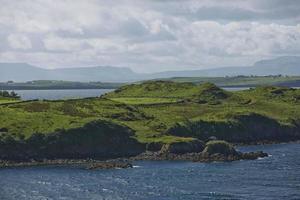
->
[0,81,300,160]
[160,75,300,87]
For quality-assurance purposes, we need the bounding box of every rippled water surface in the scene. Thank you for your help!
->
[0,143,299,200]
[12,89,114,100]
[10,87,300,101]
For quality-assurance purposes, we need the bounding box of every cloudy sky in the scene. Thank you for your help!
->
[0,0,300,73]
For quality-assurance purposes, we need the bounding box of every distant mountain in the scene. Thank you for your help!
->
[0,63,140,82]
[48,66,139,82]
[1,56,300,82]
[0,63,50,81]
[150,56,300,78]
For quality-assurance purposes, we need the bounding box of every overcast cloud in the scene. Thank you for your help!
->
[0,0,299,72]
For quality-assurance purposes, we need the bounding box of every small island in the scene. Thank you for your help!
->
[1,81,300,168]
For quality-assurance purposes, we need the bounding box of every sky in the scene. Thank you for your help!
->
[0,0,300,73]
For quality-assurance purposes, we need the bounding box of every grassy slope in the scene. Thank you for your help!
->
[1,81,300,144]
[162,76,300,87]
[0,97,20,105]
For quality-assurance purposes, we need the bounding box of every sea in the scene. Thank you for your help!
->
[12,89,114,100]
[0,143,299,200]
[11,87,248,101]
[1,88,299,199]
[7,87,300,101]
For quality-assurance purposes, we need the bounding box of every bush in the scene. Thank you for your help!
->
[0,90,20,98]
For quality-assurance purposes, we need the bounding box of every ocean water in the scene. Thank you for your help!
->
[12,89,114,100]
[11,87,248,101]
[9,87,300,101]
[0,143,299,200]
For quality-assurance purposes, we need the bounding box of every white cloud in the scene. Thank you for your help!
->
[43,35,85,52]
[180,21,300,57]
[7,34,32,50]
[0,0,300,72]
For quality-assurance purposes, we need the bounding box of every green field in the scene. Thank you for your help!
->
[0,98,20,105]
[1,81,300,145]
[110,97,180,105]
[162,76,300,87]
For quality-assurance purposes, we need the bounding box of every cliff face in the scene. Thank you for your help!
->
[0,120,145,161]
[167,113,300,143]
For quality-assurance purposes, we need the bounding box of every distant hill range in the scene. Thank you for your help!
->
[0,63,138,82]
[1,56,300,82]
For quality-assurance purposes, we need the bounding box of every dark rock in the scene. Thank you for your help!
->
[87,162,133,170]
[167,113,300,143]
[208,136,217,141]
[0,128,8,132]
[240,151,268,160]
[0,120,146,161]
[203,140,237,156]
[131,140,268,163]
[146,142,163,152]
[160,139,205,154]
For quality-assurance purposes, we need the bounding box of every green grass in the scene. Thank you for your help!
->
[0,98,21,105]
[162,76,300,87]
[110,97,180,105]
[1,81,300,144]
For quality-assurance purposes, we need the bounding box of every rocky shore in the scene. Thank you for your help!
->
[87,162,133,170]
[130,139,268,162]
[130,150,268,162]
[0,159,134,170]
[0,140,269,169]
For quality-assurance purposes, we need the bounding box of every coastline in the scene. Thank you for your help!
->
[0,149,269,169]
[233,139,300,147]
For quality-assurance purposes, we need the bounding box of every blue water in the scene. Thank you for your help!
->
[12,89,114,100]
[10,87,300,101]
[13,88,245,100]
[0,143,299,200]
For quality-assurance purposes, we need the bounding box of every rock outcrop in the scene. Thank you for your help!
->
[160,140,205,154]
[0,120,145,161]
[203,140,237,156]
[132,140,268,162]
[167,113,300,143]
[87,162,133,170]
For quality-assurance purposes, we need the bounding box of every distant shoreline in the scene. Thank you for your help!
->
[2,85,300,91]
[3,75,300,90]
[0,80,123,90]
[1,87,118,90]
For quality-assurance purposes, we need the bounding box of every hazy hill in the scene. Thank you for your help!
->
[51,67,139,82]
[0,56,300,82]
[0,63,50,81]
[0,63,140,82]
[150,56,300,78]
